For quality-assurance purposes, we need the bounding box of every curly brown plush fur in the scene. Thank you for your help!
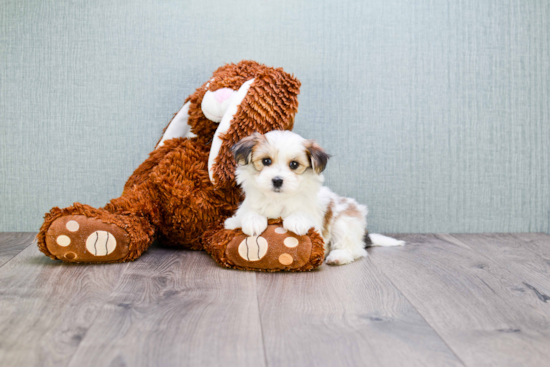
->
[37,61,324,270]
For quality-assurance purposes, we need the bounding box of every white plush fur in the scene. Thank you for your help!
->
[225,130,404,266]
[157,101,195,147]
[201,88,236,123]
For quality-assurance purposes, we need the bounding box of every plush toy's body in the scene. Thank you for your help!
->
[37,61,325,271]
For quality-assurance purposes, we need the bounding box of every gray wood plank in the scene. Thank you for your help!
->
[512,233,550,257]
[67,249,266,367]
[0,232,35,267]
[446,233,550,298]
[0,242,129,366]
[369,234,550,367]
[256,257,464,367]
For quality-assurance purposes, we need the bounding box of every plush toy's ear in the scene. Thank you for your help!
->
[305,140,330,174]
[208,79,255,182]
[156,101,196,148]
[208,67,301,186]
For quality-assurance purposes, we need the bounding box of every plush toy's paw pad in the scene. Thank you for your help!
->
[326,250,355,266]
[225,225,313,270]
[45,215,130,262]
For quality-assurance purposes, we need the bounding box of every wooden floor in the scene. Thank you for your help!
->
[1,233,550,367]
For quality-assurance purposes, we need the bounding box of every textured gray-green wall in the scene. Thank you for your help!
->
[1,0,549,233]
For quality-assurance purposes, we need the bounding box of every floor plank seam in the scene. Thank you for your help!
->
[445,233,550,290]
[367,256,468,367]
[254,273,270,367]
[0,233,37,270]
[443,234,505,267]
[446,233,550,307]
[509,233,550,257]
[0,244,31,269]
[450,233,533,262]
[62,261,132,367]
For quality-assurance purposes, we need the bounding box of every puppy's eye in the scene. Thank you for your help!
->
[289,161,299,170]
[262,158,272,166]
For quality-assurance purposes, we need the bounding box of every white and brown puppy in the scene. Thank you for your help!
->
[224,130,404,265]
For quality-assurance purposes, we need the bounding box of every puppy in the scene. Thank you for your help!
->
[224,130,404,265]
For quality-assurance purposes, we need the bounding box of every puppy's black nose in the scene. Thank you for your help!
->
[272,177,283,188]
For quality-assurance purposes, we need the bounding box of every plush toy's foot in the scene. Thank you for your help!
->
[204,219,325,272]
[44,215,130,263]
[37,204,155,263]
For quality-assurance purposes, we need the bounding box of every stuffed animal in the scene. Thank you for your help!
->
[37,60,326,271]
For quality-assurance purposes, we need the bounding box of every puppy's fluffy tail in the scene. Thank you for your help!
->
[366,233,405,247]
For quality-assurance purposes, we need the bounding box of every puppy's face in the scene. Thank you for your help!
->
[233,131,330,196]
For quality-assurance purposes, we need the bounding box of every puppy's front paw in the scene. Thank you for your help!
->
[326,249,357,266]
[283,213,315,236]
[224,216,240,230]
[241,213,268,236]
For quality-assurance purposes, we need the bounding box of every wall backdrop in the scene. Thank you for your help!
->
[1,0,549,233]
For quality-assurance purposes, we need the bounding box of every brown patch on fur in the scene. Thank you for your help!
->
[322,199,335,239]
[341,202,363,219]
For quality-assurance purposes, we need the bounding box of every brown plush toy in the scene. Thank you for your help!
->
[37,60,326,271]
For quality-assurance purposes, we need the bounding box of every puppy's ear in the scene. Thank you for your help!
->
[232,132,261,165]
[305,140,330,174]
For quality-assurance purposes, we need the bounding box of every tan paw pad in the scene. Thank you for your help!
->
[66,220,80,232]
[86,231,117,256]
[278,253,293,265]
[283,237,299,248]
[238,236,268,261]
[56,235,71,247]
